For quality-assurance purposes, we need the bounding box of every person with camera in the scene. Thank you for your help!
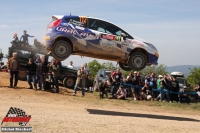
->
[170,76,179,103]
[99,80,110,98]
[161,74,171,102]
[141,82,152,101]
[48,59,60,93]
[26,58,37,89]
[111,68,123,97]
[126,72,133,97]
[73,66,86,97]
[34,55,42,90]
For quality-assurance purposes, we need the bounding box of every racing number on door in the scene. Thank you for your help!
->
[80,16,87,23]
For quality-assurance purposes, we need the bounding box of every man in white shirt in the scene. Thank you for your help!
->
[68,61,74,69]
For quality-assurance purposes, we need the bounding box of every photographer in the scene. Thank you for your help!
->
[161,74,171,102]
[73,66,86,97]
[99,80,110,98]
[141,82,152,101]
[49,59,60,93]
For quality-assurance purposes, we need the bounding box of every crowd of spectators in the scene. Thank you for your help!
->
[5,52,200,102]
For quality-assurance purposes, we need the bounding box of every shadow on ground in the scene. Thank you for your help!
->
[86,109,200,122]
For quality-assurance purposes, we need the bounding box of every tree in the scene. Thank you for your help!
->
[140,64,168,76]
[187,67,200,87]
[88,59,102,78]
[101,62,116,70]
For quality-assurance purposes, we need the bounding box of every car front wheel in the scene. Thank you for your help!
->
[51,40,72,61]
[128,52,147,71]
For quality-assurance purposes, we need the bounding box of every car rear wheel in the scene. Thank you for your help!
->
[51,40,72,61]
[18,68,27,81]
[63,76,76,89]
[128,52,147,71]
[119,62,132,71]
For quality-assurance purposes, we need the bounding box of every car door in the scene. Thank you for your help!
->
[87,18,121,57]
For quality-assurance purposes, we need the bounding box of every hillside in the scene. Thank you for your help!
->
[167,65,200,77]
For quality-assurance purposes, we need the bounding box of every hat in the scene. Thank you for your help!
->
[158,75,163,78]
[183,86,187,89]
[134,71,137,74]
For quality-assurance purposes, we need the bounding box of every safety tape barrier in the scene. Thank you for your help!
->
[122,83,198,95]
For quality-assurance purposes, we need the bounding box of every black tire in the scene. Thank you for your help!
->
[128,52,147,71]
[18,68,27,81]
[51,40,72,61]
[63,76,76,89]
[119,62,132,71]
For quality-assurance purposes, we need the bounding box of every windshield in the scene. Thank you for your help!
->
[176,77,187,86]
[105,71,111,78]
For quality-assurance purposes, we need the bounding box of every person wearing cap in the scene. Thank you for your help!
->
[141,82,152,101]
[179,86,189,103]
[114,84,127,99]
[20,30,34,45]
[11,33,19,44]
[156,75,163,101]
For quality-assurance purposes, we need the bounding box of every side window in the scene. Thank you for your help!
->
[88,18,133,39]
[88,18,108,33]
[65,17,87,27]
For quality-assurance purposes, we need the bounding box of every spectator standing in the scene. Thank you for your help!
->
[41,57,48,90]
[83,63,89,89]
[161,74,171,102]
[126,72,133,97]
[7,52,20,88]
[25,58,37,89]
[49,59,60,93]
[156,75,163,101]
[111,68,123,97]
[170,76,179,103]
[20,30,34,45]
[68,61,74,69]
[141,82,152,101]
[35,55,42,90]
[73,67,86,96]
[33,39,42,48]
[47,59,55,88]
[132,71,138,100]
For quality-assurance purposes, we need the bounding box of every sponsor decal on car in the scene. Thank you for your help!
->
[69,19,85,27]
[56,26,77,34]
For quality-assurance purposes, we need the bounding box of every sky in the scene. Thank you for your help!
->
[0,0,200,67]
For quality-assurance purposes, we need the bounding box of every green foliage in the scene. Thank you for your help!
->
[187,67,200,87]
[140,64,168,76]
[88,59,102,77]
[101,62,116,70]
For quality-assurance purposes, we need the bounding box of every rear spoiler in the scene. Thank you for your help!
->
[52,15,64,20]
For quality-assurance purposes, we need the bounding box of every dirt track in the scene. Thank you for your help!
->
[0,72,200,133]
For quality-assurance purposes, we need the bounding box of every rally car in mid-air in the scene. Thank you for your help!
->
[43,15,159,71]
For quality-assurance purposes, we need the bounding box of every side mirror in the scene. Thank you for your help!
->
[100,74,103,77]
